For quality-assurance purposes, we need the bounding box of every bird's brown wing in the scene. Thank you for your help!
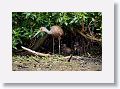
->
[51,26,64,38]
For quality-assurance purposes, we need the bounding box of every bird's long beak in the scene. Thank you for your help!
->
[33,30,41,38]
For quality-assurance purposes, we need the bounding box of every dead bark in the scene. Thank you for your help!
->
[21,46,51,57]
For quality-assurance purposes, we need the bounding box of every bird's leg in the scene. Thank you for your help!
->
[53,38,54,55]
[58,37,61,55]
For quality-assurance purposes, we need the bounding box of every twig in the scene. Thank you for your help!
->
[76,29,102,42]
[68,54,73,62]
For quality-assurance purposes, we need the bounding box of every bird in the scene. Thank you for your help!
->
[34,25,64,55]
[61,44,71,56]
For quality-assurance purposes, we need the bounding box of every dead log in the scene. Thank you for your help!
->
[31,34,48,50]
[21,46,51,57]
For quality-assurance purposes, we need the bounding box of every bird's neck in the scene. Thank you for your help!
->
[44,28,52,34]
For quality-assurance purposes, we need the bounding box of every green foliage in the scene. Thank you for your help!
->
[12,12,102,49]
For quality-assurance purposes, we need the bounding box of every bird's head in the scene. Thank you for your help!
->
[39,27,47,32]
[33,27,46,38]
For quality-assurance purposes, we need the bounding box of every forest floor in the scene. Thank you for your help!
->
[12,55,102,71]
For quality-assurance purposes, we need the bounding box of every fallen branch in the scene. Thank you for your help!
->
[21,46,51,57]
